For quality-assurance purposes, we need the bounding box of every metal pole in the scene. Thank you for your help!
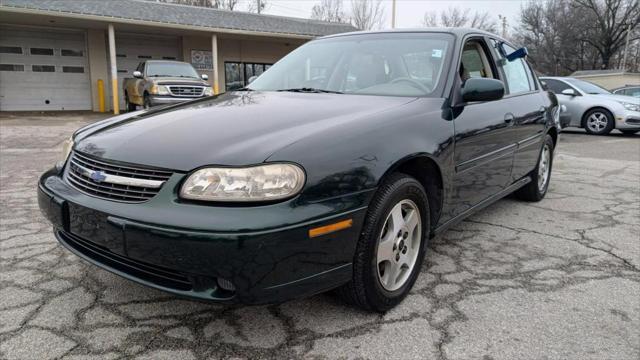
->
[391,0,396,29]
[211,34,219,94]
[256,0,261,14]
[621,24,631,71]
[107,24,119,114]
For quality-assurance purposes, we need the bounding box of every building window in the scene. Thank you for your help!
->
[225,62,273,91]
[163,56,177,60]
[61,49,84,57]
[30,48,54,56]
[32,65,55,72]
[118,69,128,73]
[138,55,152,59]
[116,54,126,58]
[0,64,25,71]
[0,46,22,54]
[62,66,84,73]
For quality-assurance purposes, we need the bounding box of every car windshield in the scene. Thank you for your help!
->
[248,32,454,97]
[146,62,200,78]
[565,78,611,95]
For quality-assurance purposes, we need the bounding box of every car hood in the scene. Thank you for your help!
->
[154,77,209,86]
[74,92,415,171]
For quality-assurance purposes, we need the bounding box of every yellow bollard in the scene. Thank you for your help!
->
[97,79,105,113]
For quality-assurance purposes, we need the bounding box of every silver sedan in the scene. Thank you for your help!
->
[540,77,640,135]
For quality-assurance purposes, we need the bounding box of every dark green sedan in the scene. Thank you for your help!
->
[38,29,560,311]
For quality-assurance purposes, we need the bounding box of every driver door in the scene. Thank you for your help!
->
[448,37,516,217]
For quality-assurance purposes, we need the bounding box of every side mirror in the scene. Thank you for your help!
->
[133,71,143,79]
[247,75,258,84]
[561,88,578,96]
[201,74,209,80]
[461,78,505,103]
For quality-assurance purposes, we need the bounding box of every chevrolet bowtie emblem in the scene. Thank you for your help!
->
[89,170,107,183]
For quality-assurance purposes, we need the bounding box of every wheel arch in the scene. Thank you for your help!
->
[580,106,614,129]
[378,154,444,236]
[547,126,558,148]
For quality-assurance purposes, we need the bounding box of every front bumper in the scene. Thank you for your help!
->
[615,110,640,130]
[38,168,370,304]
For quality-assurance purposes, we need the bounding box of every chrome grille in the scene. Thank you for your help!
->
[65,152,172,203]
[168,86,204,97]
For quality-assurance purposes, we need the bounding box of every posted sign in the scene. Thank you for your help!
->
[191,50,213,70]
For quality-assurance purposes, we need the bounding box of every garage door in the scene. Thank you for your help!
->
[111,33,181,109]
[0,26,91,111]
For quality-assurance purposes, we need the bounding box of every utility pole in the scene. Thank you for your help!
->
[256,0,261,14]
[498,15,507,38]
[391,0,397,29]
[621,23,631,71]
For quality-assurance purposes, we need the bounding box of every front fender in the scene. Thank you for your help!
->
[266,97,455,205]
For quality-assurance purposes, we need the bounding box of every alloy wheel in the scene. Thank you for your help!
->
[538,144,551,191]
[376,199,422,291]
[586,112,609,133]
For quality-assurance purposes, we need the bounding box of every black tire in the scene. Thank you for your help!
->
[583,108,614,135]
[143,94,152,109]
[125,93,137,112]
[336,173,429,312]
[621,130,639,135]
[515,134,554,202]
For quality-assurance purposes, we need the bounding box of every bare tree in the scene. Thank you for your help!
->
[350,0,385,30]
[574,0,640,69]
[422,7,497,33]
[311,0,348,23]
[247,0,268,14]
[517,0,639,74]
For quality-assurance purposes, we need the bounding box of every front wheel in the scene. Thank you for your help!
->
[515,134,554,202]
[336,173,429,312]
[583,109,614,135]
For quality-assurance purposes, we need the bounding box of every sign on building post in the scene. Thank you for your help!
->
[191,49,213,70]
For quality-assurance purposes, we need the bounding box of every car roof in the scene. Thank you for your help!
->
[320,27,504,41]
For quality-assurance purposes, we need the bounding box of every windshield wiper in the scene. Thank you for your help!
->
[277,88,343,94]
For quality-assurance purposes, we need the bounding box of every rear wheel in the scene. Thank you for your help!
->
[515,134,554,202]
[125,93,137,112]
[143,94,152,109]
[621,130,639,135]
[583,109,614,135]
[337,173,429,312]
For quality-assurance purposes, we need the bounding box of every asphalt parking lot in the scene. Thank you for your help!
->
[1,113,638,360]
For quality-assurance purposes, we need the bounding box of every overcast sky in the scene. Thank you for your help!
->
[260,0,527,29]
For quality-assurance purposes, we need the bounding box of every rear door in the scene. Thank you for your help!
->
[489,40,547,181]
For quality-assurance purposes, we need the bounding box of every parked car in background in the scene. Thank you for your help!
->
[39,29,560,312]
[612,85,640,98]
[540,77,640,135]
[123,60,213,110]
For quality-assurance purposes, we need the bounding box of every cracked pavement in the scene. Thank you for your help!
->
[1,114,639,359]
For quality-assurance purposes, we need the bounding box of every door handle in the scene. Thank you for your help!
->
[504,113,515,124]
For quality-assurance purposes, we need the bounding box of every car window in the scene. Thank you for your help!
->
[248,33,453,97]
[146,62,199,78]
[541,79,573,94]
[564,78,610,95]
[495,43,535,94]
[460,41,494,81]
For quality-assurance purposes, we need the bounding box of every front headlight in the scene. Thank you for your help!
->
[180,164,305,202]
[57,136,74,168]
[203,87,214,96]
[619,101,640,112]
[150,85,170,95]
